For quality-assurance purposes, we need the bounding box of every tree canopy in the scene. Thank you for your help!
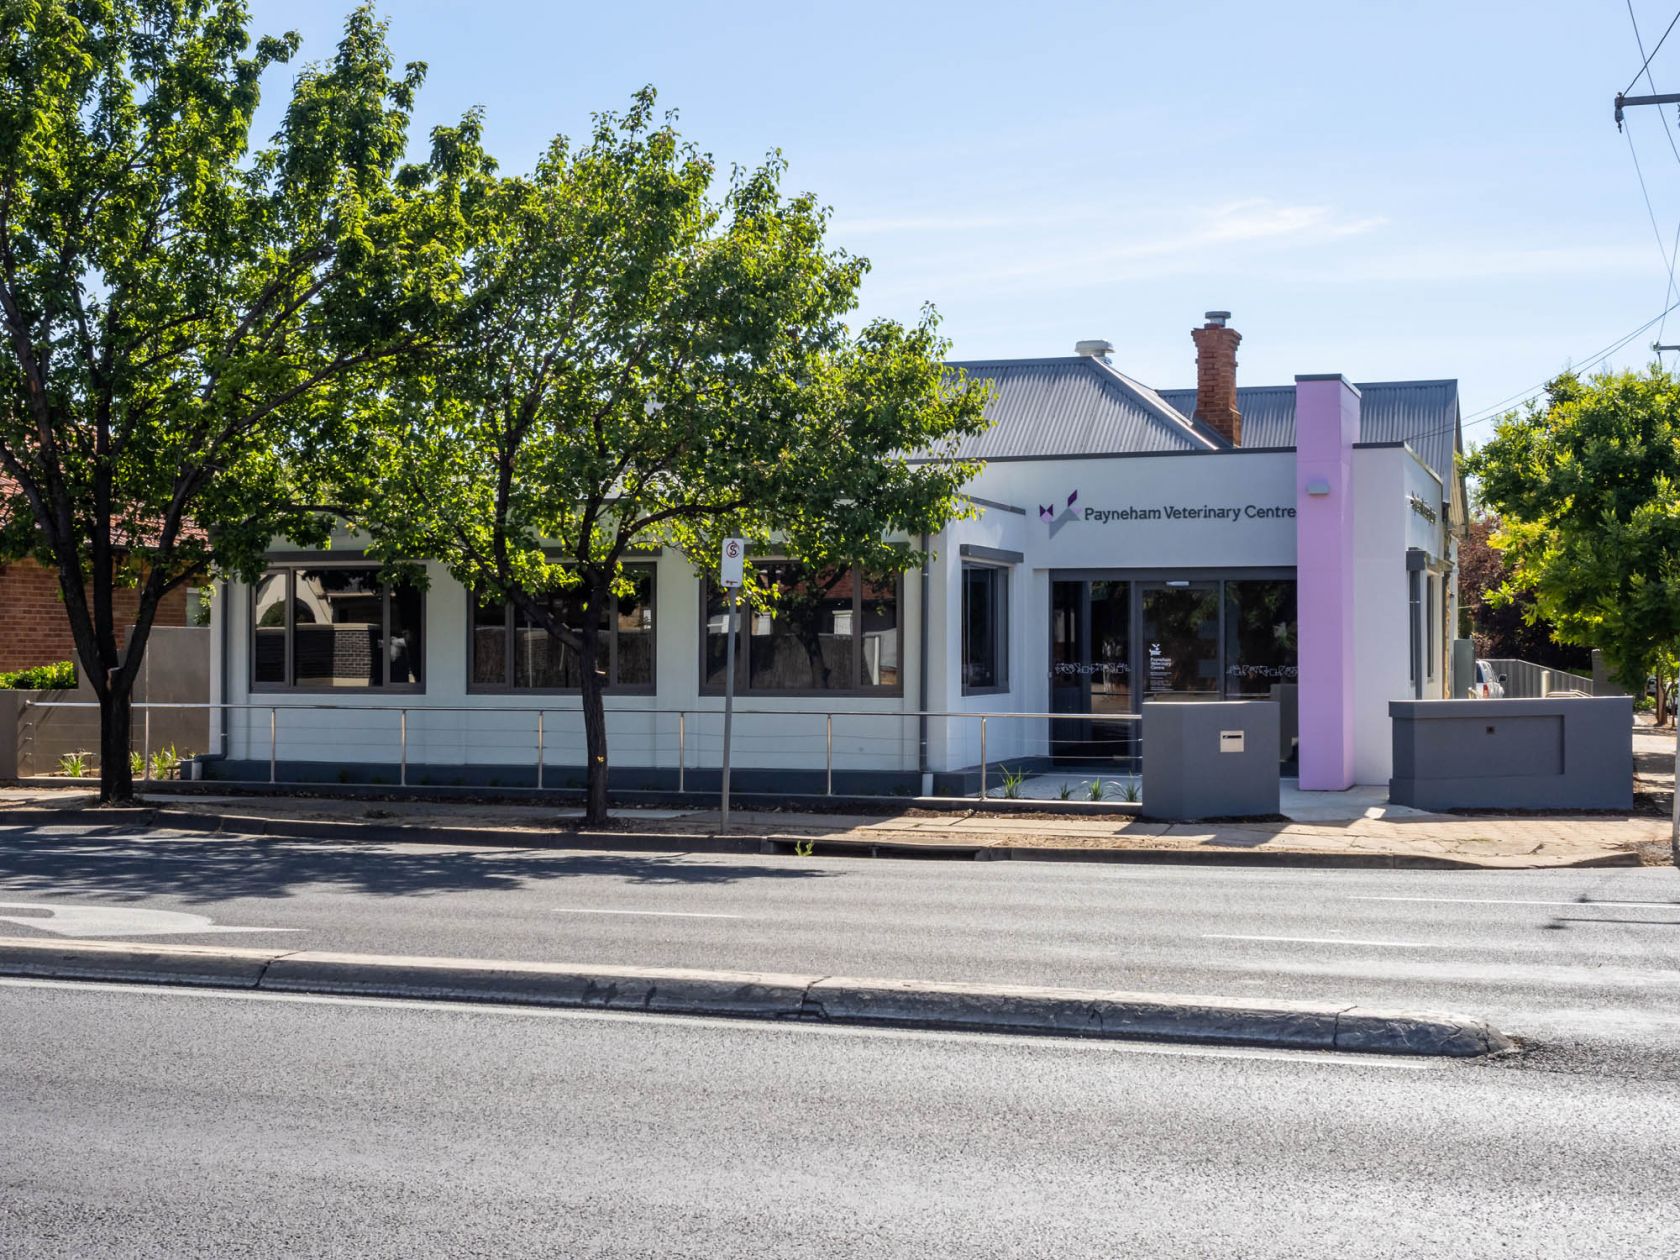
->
[354,89,992,822]
[1456,513,1592,671]
[1464,367,1680,700]
[0,0,474,798]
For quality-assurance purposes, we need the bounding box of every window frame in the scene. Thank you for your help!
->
[960,561,1010,696]
[699,559,905,698]
[466,563,658,696]
[250,562,426,694]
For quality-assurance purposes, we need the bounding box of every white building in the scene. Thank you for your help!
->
[207,314,1464,794]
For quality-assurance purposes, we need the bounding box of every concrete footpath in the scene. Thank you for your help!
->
[0,784,1662,868]
[0,936,1512,1057]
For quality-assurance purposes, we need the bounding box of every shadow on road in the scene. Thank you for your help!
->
[0,827,837,904]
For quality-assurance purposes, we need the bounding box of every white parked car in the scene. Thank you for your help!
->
[1470,660,1506,699]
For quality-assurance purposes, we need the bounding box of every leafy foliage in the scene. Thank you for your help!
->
[355,90,991,822]
[0,659,75,689]
[0,2,475,799]
[1464,368,1680,696]
[1456,513,1591,670]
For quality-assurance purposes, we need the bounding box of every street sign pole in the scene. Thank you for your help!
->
[719,539,745,835]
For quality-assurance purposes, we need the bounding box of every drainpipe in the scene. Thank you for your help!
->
[918,531,931,795]
[217,579,231,761]
[1406,552,1425,700]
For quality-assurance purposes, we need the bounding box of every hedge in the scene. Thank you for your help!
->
[0,660,77,689]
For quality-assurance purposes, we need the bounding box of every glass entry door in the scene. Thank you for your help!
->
[1050,580,1134,762]
[1140,582,1221,701]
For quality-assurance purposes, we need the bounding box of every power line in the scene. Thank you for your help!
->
[1624,3,1680,346]
[1623,6,1680,95]
[1623,124,1678,315]
[1408,301,1680,455]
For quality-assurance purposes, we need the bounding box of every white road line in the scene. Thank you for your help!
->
[1203,933,1437,949]
[0,978,1439,1069]
[1349,895,1679,910]
[552,908,744,920]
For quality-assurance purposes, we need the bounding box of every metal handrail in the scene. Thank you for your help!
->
[19,700,1138,721]
[17,698,1142,798]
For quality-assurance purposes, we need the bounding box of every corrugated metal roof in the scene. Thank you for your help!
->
[946,357,1221,459]
[1155,386,1291,448]
[943,357,1462,491]
[1156,381,1461,488]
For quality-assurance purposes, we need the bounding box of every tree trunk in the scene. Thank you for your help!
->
[97,678,136,804]
[577,577,610,827]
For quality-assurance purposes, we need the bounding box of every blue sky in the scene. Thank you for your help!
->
[251,1,1680,444]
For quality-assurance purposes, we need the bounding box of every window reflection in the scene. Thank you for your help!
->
[470,567,655,692]
[251,567,423,689]
[705,561,900,694]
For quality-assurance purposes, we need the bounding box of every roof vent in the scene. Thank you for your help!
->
[1075,339,1114,361]
[1203,310,1231,327]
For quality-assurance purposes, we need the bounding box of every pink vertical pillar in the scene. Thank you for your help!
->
[1295,374,1360,790]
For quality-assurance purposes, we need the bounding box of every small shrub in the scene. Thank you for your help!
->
[148,745,181,780]
[130,751,145,777]
[1120,778,1141,803]
[1057,782,1074,801]
[1086,778,1106,802]
[793,838,816,857]
[0,660,76,690]
[58,751,90,777]
[999,765,1026,799]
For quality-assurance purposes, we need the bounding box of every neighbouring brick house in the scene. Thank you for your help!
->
[0,557,190,675]
[0,474,193,675]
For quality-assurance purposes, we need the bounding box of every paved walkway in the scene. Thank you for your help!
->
[1,782,1665,868]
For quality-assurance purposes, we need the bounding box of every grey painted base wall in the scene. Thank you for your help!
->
[1389,696,1633,811]
[1140,700,1281,820]
[204,759,921,798]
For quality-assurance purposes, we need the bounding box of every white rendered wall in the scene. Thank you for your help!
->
[1350,445,1450,784]
[222,546,924,779]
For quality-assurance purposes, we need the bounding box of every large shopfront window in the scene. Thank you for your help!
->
[704,561,901,695]
[253,566,424,690]
[1050,573,1298,761]
[1224,580,1298,698]
[470,567,655,693]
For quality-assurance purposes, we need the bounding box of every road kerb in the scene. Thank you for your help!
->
[261,952,815,1018]
[0,938,1513,1057]
[0,936,284,988]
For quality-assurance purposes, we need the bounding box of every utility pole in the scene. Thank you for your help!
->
[1616,92,1680,128]
[1616,90,1680,867]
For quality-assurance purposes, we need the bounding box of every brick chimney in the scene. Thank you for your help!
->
[1190,310,1242,445]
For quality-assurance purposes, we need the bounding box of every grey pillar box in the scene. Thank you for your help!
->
[1142,700,1280,820]
[1390,696,1632,811]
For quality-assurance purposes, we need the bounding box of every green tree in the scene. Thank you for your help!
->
[1465,368,1680,717]
[0,2,472,800]
[356,91,991,825]
[1456,512,1592,671]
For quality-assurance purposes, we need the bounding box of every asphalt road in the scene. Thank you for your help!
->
[0,820,1676,1059]
[2,979,1676,1259]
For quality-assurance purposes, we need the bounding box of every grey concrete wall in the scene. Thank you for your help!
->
[1449,639,1474,700]
[6,628,209,778]
[1389,696,1632,811]
[1142,700,1280,820]
[1591,650,1630,697]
